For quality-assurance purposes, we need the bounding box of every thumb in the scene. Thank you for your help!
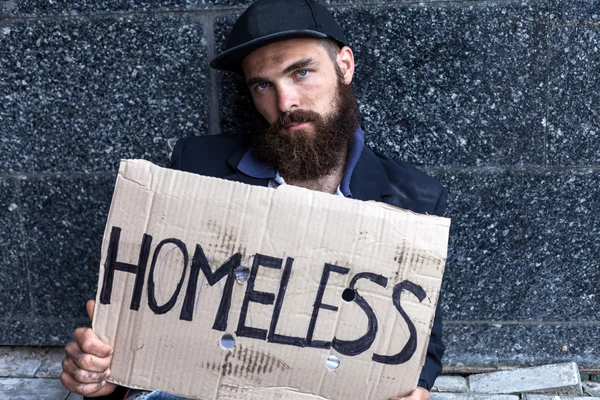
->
[86,299,96,321]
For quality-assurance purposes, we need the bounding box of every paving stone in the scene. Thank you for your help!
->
[35,348,65,378]
[0,348,41,378]
[0,377,69,400]
[468,362,582,395]
[0,347,65,379]
[523,395,600,400]
[583,382,600,396]
[431,394,519,400]
[66,393,83,400]
[432,375,469,392]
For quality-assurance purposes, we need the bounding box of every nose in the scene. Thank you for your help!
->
[275,83,299,113]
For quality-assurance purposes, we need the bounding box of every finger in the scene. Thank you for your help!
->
[73,327,113,358]
[86,299,95,321]
[62,356,111,384]
[65,341,112,373]
[60,370,107,396]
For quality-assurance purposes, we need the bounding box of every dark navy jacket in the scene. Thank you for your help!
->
[171,134,447,391]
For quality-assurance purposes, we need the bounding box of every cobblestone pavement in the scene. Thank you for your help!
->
[0,347,81,400]
[1,347,600,399]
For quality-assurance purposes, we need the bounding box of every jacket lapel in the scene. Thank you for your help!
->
[350,147,393,202]
[223,147,271,187]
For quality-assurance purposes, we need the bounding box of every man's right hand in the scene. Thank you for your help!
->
[60,300,117,397]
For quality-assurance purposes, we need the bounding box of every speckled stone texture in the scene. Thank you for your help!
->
[0,175,114,344]
[0,8,208,344]
[434,169,600,322]
[18,175,114,319]
[444,323,600,370]
[0,0,248,16]
[335,3,550,167]
[0,14,208,173]
[547,17,600,165]
[1,0,460,17]
[215,14,254,136]
[1,0,599,373]
[436,167,600,369]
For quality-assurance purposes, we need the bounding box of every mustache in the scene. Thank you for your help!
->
[274,109,322,130]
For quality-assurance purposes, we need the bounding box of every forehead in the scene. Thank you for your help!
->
[241,38,330,77]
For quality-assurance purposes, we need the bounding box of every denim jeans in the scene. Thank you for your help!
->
[126,390,193,400]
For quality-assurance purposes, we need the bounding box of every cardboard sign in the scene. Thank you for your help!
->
[93,159,450,400]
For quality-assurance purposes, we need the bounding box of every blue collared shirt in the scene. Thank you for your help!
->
[237,127,365,197]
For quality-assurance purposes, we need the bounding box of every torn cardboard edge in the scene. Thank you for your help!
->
[93,159,450,400]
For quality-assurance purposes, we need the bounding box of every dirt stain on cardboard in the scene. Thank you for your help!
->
[393,241,407,282]
[219,227,237,254]
[219,345,289,378]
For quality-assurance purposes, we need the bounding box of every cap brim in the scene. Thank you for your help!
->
[210,29,328,75]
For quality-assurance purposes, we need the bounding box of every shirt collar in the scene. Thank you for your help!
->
[237,127,365,197]
[237,146,277,179]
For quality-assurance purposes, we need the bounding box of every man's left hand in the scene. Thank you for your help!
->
[390,387,430,400]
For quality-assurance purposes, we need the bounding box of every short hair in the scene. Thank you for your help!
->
[318,38,345,80]
[318,38,342,62]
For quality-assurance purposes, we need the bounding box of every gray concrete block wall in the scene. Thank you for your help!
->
[0,0,598,372]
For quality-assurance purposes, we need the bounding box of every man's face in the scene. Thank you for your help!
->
[240,38,359,182]
[241,38,348,137]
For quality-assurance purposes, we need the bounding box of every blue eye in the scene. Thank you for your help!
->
[297,69,309,77]
[257,82,269,89]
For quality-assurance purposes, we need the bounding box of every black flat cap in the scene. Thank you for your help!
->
[210,0,348,75]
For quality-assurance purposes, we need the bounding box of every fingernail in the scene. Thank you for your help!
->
[100,380,106,386]
[106,368,111,378]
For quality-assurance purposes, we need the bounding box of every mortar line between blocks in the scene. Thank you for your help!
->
[204,15,221,136]
[421,165,600,174]
[543,11,550,168]
[446,320,600,326]
[13,178,39,319]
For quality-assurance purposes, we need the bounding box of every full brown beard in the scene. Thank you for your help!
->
[249,78,360,182]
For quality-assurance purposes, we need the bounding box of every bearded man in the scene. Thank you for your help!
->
[60,1,447,399]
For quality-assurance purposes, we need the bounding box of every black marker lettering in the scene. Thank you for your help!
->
[372,280,426,365]
[267,257,306,347]
[180,244,241,331]
[236,254,282,340]
[332,272,388,356]
[100,226,152,311]
[306,263,350,349]
[147,239,189,315]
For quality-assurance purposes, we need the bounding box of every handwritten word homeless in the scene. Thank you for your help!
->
[100,226,427,366]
